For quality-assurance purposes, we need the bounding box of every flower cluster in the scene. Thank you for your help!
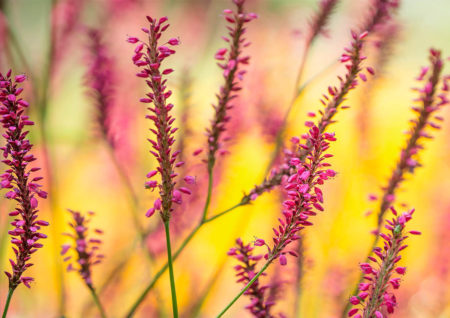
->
[128,16,192,221]
[375,48,448,226]
[244,30,369,203]
[61,210,104,287]
[0,71,48,290]
[228,238,277,318]
[361,0,400,34]
[206,0,257,169]
[264,125,337,265]
[86,28,116,147]
[306,0,339,42]
[348,207,421,317]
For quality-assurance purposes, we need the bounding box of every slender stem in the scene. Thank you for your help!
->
[2,288,14,318]
[204,201,246,224]
[164,220,179,318]
[216,260,271,318]
[88,286,107,318]
[201,168,214,221]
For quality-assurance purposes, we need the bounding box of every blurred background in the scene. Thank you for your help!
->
[0,0,449,317]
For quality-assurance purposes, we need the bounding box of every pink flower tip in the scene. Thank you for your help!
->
[409,230,421,235]
[15,75,26,83]
[127,37,139,43]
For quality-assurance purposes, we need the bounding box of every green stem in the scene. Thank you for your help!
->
[2,288,14,318]
[88,286,107,318]
[201,168,214,221]
[164,220,179,318]
[216,260,271,317]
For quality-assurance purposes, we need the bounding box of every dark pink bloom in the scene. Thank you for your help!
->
[0,72,48,290]
[229,238,282,317]
[85,28,117,148]
[206,0,257,170]
[348,207,419,317]
[128,16,193,221]
[265,125,337,265]
[375,48,448,226]
[62,210,104,287]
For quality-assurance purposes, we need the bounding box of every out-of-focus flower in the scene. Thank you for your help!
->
[61,210,104,287]
[85,28,116,148]
[0,71,48,290]
[206,0,257,170]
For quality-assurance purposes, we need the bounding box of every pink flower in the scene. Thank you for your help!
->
[62,210,104,288]
[347,208,418,317]
[0,71,48,290]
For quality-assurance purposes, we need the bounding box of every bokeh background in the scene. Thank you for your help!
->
[0,0,449,317]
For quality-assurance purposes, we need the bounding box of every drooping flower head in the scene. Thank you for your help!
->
[0,71,48,290]
[348,207,421,318]
[128,16,193,221]
[206,0,257,169]
[61,210,104,288]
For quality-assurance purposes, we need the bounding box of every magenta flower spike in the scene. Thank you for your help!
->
[228,238,276,317]
[266,125,337,266]
[128,16,192,222]
[86,28,116,148]
[61,210,104,288]
[377,48,448,225]
[61,210,107,317]
[246,30,369,203]
[206,0,257,170]
[306,0,340,44]
[0,72,48,292]
[348,207,421,317]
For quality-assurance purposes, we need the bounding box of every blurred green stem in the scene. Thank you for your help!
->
[88,286,107,318]
[2,288,14,318]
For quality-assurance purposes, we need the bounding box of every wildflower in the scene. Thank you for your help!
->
[245,31,369,203]
[61,210,106,317]
[61,210,104,287]
[377,48,448,226]
[129,16,192,221]
[266,125,337,265]
[0,71,48,291]
[348,207,419,317]
[306,0,340,42]
[86,28,116,148]
[229,239,276,317]
[206,0,257,170]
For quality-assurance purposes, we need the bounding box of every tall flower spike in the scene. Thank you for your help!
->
[228,238,276,318]
[360,0,400,34]
[347,207,421,318]
[0,72,48,291]
[246,31,369,202]
[377,48,448,226]
[61,210,104,287]
[86,28,116,148]
[306,0,339,43]
[266,125,337,265]
[206,0,257,170]
[129,16,191,221]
